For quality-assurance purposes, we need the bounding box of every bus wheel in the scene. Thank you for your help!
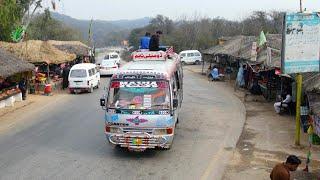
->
[96,81,100,89]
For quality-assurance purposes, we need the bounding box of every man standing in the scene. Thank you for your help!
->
[270,155,301,180]
[18,78,27,100]
[149,30,163,51]
[62,64,70,90]
[140,32,151,50]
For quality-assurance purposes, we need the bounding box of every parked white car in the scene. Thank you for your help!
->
[104,52,121,64]
[179,50,202,65]
[99,59,119,76]
[68,63,100,93]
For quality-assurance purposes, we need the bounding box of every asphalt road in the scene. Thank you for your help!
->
[0,68,245,180]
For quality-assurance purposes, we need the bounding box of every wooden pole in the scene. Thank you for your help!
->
[295,74,302,145]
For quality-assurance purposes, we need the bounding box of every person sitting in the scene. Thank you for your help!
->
[274,91,292,114]
[140,32,151,50]
[210,66,219,81]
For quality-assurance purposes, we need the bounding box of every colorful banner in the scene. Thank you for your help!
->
[282,12,320,74]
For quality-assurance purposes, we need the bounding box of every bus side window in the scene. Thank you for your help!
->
[175,71,180,90]
[172,75,178,98]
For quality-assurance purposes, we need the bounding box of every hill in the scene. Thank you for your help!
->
[51,12,151,47]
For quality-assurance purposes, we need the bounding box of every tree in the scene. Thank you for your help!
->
[128,12,284,52]
[0,0,22,41]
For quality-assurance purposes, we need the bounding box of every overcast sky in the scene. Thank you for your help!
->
[51,0,320,21]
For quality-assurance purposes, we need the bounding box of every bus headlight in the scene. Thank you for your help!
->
[153,129,167,135]
[110,127,122,133]
[106,126,122,133]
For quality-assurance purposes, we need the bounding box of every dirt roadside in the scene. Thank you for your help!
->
[184,64,320,180]
[223,95,320,180]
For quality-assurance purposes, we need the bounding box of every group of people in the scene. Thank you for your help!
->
[140,30,163,51]
[273,89,292,114]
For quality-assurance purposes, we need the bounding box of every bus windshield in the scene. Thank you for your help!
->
[107,81,170,110]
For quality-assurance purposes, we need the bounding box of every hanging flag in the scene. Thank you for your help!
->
[11,26,25,42]
[258,31,267,47]
[166,46,174,54]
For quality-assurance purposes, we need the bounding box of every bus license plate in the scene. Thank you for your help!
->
[133,138,142,145]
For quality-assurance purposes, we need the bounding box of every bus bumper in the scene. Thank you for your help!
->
[106,132,174,151]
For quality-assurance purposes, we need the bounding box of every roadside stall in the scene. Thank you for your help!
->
[0,40,76,94]
[202,35,256,80]
[301,73,320,141]
[0,48,34,108]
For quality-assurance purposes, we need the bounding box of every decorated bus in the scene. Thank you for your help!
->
[100,50,183,151]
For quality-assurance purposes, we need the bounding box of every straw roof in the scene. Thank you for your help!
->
[303,72,320,93]
[203,34,282,67]
[0,40,76,64]
[49,40,90,56]
[297,66,320,117]
[0,48,34,78]
[307,93,320,117]
[202,35,256,59]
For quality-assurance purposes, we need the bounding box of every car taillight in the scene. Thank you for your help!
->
[105,126,110,132]
[111,81,120,88]
[166,127,173,134]
[112,66,117,69]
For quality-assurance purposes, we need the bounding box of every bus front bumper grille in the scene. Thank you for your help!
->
[107,132,171,149]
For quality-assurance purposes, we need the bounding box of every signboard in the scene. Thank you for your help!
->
[282,12,320,74]
[132,51,166,61]
[120,81,158,88]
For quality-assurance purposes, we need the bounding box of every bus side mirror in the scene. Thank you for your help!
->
[173,99,178,109]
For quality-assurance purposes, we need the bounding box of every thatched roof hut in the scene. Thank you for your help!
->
[303,72,320,93]
[203,34,282,67]
[49,40,90,56]
[304,72,320,117]
[0,48,34,78]
[0,40,76,64]
[202,35,256,59]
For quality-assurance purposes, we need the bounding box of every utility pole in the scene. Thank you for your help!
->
[295,0,303,146]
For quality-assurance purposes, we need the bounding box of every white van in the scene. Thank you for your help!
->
[179,50,202,65]
[68,63,100,93]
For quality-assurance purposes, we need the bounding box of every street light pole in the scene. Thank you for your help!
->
[300,0,303,12]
